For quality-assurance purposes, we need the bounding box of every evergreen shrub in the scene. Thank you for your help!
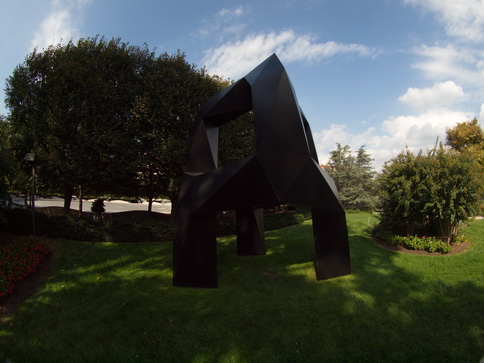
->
[1,207,310,242]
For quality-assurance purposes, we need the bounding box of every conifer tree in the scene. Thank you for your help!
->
[325,144,378,211]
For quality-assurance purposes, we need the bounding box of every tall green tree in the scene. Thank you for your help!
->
[133,60,256,211]
[6,37,256,214]
[5,37,145,212]
[0,116,15,205]
[324,144,378,211]
[132,51,223,210]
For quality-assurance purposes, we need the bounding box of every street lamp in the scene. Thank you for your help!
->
[24,152,36,235]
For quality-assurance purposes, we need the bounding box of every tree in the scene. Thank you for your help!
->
[378,144,482,242]
[5,37,256,214]
[446,118,484,168]
[446,118,484,153]
[218,111,256,167]
[0,116,15,205]
[132,57,256,211]
[324,144,378,211]
[132,51,223,210]
[5,37,145,213]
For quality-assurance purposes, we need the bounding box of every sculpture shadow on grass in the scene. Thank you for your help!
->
[173,54,351,287]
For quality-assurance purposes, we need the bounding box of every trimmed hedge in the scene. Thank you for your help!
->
[0,207,311,243]
[215,211,309,237]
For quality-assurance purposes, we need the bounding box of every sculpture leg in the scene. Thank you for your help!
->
[312,208,351,280]
[173,212,218,288]
[236,208,266,255]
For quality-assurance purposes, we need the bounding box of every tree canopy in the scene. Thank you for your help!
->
[0,116,14,205]
[324,144,378,211]
[446,118,484,167]
[6,37,146,210]
[4,36,255,213]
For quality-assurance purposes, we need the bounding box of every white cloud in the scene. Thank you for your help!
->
[405,2,484,114]
[314,109,475,170]
[32,9,73,49]
[404,0,484,42]
[480,104,484,120]
[31,0,92,50]
[380,110,470,144]
[217,5,245,18]
[398,81,464,111]
[202,30,377,79]
[412,44,484,86]
[197,5,248,39]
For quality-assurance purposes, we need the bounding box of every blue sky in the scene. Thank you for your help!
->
[1,0,483,169]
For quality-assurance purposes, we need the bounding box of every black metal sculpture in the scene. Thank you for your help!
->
[173,54,350,287]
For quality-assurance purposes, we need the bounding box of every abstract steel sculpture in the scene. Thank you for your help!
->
[173,54,350,287]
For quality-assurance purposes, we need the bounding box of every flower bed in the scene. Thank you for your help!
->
[0,236,51,299]
[391,235,452,253]
[372,228,453,253]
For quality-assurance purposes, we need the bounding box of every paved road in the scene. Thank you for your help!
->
[12,197,172,214]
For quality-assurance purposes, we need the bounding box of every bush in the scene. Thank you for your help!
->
[45,214,106,241]
[103,219,173,243]
[378,145,482,242]
[2,207,49,235]
[216,210,311,237]
[372,225,452,253]
[263,211,308,231]
[0,207,6,232]
[2,206,311,243]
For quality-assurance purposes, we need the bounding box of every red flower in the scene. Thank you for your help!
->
[0,237,51,299]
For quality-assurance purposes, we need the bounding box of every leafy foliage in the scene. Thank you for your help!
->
[91,198,105,214]
[324,144,378,211]
[0,206,308,243]
[218,112,256,167]
[5,37,145,210]
[131,51,223,207]
[378,144,483,242]
[372,226,452,253]
[5,38,256,212]
[446,118,484,165]
[0,117,15,206]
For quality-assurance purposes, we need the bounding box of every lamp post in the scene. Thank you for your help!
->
[24,153,36,235]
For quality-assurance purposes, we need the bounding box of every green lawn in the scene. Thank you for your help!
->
[1,213,483,362]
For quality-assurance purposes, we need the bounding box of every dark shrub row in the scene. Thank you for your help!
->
[0,207,311,242]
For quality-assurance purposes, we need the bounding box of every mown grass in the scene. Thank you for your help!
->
[0,213,483,362]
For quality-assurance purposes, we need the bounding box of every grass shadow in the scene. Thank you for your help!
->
[0,215,483,362]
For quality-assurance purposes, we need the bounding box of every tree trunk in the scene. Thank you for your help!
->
[438,218,453,244]
[406,221,415,236]
[63,184,74,214]
[78,185,83,218]
[148,172,153,213]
